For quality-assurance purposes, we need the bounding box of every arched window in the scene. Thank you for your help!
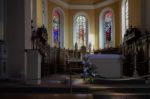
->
[99,8,114,49]
[52,11,60,47]
[74,14,88,49]
[122,0,129,41]
[103,11,113,48]
[52,8,64,48]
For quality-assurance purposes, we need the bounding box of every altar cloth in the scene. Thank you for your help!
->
[85,54,123,78]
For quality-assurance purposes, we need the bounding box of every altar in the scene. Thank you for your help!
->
[84,54,123,78]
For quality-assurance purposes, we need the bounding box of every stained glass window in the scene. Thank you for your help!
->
[103,11,113,48]
[52,11,60,47]
[125,0,129,29]
[75,16,88,48]
[122,0,129,41]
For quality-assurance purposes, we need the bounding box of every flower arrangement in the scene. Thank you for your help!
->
[81,55,96,83]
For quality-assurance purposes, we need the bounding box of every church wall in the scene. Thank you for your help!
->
[140,0,150,31]
[48,1,69,48]
[122,0,150,33]
[46,0,144,50]
[67,1,121,50]
[128,0,142,29]
[144,0,150,31]
[95,1,121,49]
[36,0,43,27]
[47,1,122,50]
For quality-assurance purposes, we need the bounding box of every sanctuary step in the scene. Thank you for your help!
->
[93,77,146,84]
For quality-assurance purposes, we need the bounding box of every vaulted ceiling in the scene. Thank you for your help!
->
[60,0,106,5]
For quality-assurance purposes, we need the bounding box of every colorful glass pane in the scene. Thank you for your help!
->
[122,0,128,41]
[104,11,113,48]
[76,16,88,47]
[53,11,60,47]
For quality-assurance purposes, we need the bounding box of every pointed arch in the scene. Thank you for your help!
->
[52,7,65,48]
[99,7,115,49]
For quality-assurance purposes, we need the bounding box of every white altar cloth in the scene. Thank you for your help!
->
[85,54,123,78]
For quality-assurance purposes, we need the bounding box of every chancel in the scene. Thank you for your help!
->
[1,0,150,98]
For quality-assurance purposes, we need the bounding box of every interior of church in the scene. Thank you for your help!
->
[0,0,150,98]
